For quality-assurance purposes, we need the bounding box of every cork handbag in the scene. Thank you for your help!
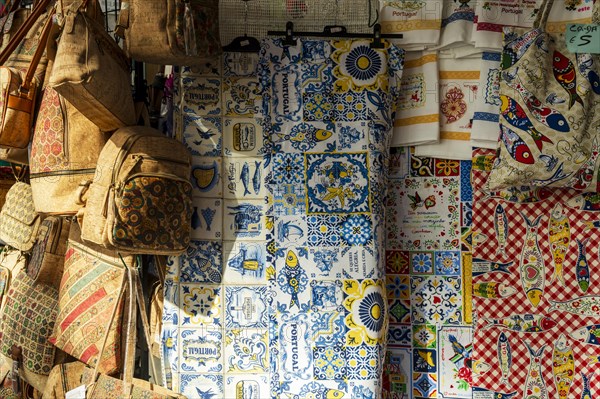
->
[0,182,42,252]
[29,87,112,214]
[48,0,135,131]
[27,216,71,286]
[0,3,54,150]
[115,0,221,66]
[48,223,134,376]
[79,126,193,255]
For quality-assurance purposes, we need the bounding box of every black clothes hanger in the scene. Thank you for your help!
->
[222,0,261,53]
[268,22,402,48]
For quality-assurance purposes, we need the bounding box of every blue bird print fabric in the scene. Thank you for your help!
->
[258,38,404,398]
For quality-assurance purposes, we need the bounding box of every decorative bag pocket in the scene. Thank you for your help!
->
[109,173,192,254]
[0,182,42,252]
[27,216,71,286]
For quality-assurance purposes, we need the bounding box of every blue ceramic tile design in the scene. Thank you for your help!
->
[313,345,346,380]
[410,276,462,325]
[345,345,380,379]
[224,286,269,329]
[413,349,437,373]
[434,251,461,276]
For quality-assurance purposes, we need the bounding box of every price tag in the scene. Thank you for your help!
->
[66,385,86,399]
[566,24,600,54]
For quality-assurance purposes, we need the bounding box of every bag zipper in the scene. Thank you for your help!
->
[129,154,190,167]
[58,94,68,160]
[30,168,96,178]
[116,171,191,194]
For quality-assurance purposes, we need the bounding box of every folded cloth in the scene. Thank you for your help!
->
[380,0,443,51]
[471,51,502,149]
[391,51,440,147]
[473,0,593,51]
[432,0,476,51]
[415,56,481,160]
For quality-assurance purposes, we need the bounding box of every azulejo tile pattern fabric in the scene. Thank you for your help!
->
[162,52,271,398]
[259,37,404,398]
[383,148,475,399]
[471,147,600,398]
[163,40,404,398]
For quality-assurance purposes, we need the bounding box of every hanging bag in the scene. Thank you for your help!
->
[83,266,187,399]
[486,0,600,190]
[79,126,193,255]
[0,3,54,150]
[115,0,221,66]
[48,0,136,131]
[27,216,71,286]
[0,181,42,252]
[48,223,134,375]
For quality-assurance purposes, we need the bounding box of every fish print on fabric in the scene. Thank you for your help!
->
[565,137,600,190]
[549,296,600,317]
[473,281,518,299]
[497,332,512,386]
[519,212,545,307]
[567,193,600,211]
[553,50,584,109]
[552,334,574,399]
[499,95,553,151]
[501,28,544,70]
[576,238,591,293]
[548,203,570,287]
[279,250,307,309]
[480,313,557,333]
[483,187,553,203]
[472,258,514,277]
[504,72,570,132]
[570,324,600,346]
[523,342,548,399]
[580,372,594,399]
[499,124,534,165]
[494,204,509,255]
[577,53,600,95]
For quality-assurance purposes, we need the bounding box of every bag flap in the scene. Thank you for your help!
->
[0,67,17,111]
[1,182,38,226]
[68,221,135,268]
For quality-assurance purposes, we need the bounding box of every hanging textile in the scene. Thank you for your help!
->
[258,37,404,397]
[383,146,476,398]
[472,0,593,51]
[391,51,440,147]
[470,51,501,149]
[472,147,600,397]
[433,0,478,58]
[161,52,272,397]
[414,56,481,160]
[380,0,443,51]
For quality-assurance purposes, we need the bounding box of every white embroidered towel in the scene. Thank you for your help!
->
[414,55,481,160]
[380,0,443,51]
[473,0,593,50]
[471,52,502,149]
[433,0,476,51]
[391,51,440,146]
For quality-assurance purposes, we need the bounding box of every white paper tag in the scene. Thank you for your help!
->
[66,385,86,399]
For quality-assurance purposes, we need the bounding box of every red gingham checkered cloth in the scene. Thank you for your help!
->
[471,148,600,397]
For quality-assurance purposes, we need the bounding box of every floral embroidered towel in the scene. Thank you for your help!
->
[471,147,600,397]
[471,52,502,149]
[380,0,443,51]
[392,51,440,146]
[415,56,480,160]
[259,37,404,398]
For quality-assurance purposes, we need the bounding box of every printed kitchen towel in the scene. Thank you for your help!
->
[259,37,404,398]
[391,51,440,147]
[471,147,600,397]
[415,55,480,160]
[380,0,443,51]
[473,0,593,50]
[471,51,502,149]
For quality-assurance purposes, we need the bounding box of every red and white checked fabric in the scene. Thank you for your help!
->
[471,148,600,397]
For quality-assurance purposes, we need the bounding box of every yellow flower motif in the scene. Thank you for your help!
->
[436,159,460,176]
[331,41,388,93]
